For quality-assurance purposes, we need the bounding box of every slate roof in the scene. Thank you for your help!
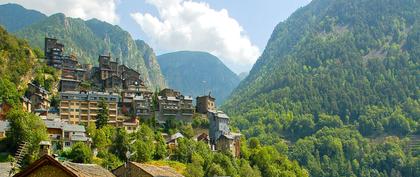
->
[62,161,115,177]
[131,162,184,177]
[63,124,85,132]
[216,111,230,119]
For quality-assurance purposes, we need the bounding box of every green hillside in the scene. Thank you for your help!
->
[223,0,420,176]
[0,4,165,89]
[158,51,240,105]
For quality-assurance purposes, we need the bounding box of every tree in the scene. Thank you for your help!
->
[385,109,412,136]
[180,124,194,139]
[97,151,123,170]
[239,160,262,177]
[96,99,109,129]
[207,163,226,177]
[0,78,20,106]
[185,153,205,177]
[110,128,129,161]
[6,109,47,166]
[154,132,168,160]
[69,142,92,163]
[132,124,155,162]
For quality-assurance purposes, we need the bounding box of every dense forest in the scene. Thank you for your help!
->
[223,0,420,176]
[158,51,240,105]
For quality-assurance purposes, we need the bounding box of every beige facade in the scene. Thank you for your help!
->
[60,91,120,126]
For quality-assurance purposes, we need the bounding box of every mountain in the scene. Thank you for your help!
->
[158,51,240,104]
[237,72,249,81]
[0,4,46,32]
[0,4,166,89]
[223,0,420,176]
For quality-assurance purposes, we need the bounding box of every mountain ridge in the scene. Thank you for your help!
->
[158,51,240,104]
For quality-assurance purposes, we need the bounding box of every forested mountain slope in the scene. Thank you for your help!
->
[158,51,240,104]
[223,0,420,176]
[0,4,166,88]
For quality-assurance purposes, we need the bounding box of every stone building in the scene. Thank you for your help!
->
[208,111,241,157]
[94,54,144,93]
[156,89,194,122]
[59,91,120,126]
[44,120,91,150]
[45,37,64,69]
[45,38,87,92]
[26,82,50,115]
[60,55,87,92]
[196,94,216,114]
[133,95,153,120]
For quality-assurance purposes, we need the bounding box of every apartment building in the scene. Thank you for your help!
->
[59,91,120,126]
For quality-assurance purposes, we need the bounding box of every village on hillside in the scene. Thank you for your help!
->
[0,38,241,176]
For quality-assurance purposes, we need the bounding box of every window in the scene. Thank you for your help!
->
[65,142,71,147]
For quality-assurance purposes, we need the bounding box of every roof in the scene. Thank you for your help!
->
[167,97,180,101]
[64,124,86,132]
[170,132,184,141]
[131,162,184,177]
[62,161,115,177]
[44,120,86,132]
[216,111,230,119]
[44,120,64,129]
[183,96,193,101]
[0,121,10,132]
[70,135,90,142]
[221,134,234,140]
[0,162,12,177]
[14,155,115,177]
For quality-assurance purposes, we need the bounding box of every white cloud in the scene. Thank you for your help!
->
[1,0,119,24]
[131,0,261,73]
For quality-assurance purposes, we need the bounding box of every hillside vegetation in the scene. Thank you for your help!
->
[223,0,420,176]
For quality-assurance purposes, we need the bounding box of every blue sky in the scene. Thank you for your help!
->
[117,0,311,53]
[1,0,311,73]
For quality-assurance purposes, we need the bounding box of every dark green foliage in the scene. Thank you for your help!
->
[96,99,109,129]
[222,0,420,176]
[68,142,93,163]
[158,51,240,105]
[97,151,123,170]
[109,128,129,161]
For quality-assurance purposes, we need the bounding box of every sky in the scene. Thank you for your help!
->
[0,0,311,74]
